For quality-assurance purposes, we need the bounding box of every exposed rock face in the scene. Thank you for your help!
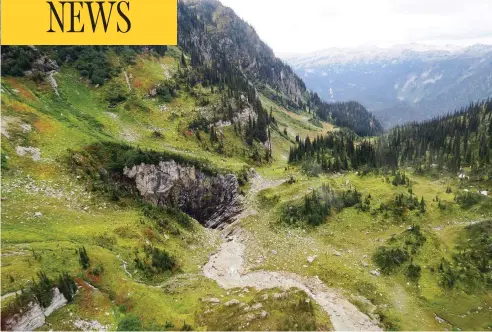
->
[3,288,67,331]
[4,302,45,331]
[124,161,243,228]
[179,1,305,102]
[46,70,60,96]
[213,108,257,128]
[43,288,67,316]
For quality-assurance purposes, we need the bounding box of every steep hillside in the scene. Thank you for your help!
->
[178,0,382,136]
[283,44,492,128]
[0,43,337,330]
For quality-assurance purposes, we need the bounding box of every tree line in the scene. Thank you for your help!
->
[289,99,492,174]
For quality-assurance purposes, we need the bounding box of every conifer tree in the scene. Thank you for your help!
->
[79,247,90,269]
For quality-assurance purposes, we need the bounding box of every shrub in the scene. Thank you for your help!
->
[148,246,176,272]
[373,247,409,274]
[142,205,193,229]
[406,263,421,280]
[91,264,105,276]
[134,245,177,275]
[391,171,408,186]
[105,81,127,104]
[341,188,362,208]
[282,187,332,226]
[302,160,322,177]
[456,191,483,208]
[180,322,193,331]
[1,152,8,170]
[118,315,142,331]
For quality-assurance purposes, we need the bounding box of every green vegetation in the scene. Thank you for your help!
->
[134,245,177,275]
[79,247,90,269]
[290,99,492,176]
[117,315,143,331]
[280,184,366,226]
[373,226,427,275]
[373,247,409,274]
[1,2,491,330]
[57,272,78,302]
[1,271,77,330]
[438,220,491,291]
[196,288,332,331]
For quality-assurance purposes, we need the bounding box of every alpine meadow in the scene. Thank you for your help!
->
[1,0,491,331]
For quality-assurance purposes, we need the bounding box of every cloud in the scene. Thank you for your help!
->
[219,0,492,53]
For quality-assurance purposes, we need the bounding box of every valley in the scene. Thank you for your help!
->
[1,1,491,331]
[283,44,492,128]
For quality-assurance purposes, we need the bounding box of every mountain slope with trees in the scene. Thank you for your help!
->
[283,44,492,128]
[290,99,492,175]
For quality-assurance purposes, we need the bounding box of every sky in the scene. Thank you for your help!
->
[219,0,492,55]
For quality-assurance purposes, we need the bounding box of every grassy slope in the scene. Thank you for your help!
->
[1,50,332,330]
[1,49,491,331]
[238,169,491,330]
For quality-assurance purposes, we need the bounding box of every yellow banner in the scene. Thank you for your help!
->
[2,0,177,45]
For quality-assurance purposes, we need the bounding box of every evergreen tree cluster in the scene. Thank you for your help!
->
[134,245,177,275]
[281,184,367,226]
[438,220,491,290]
[373,226,427,277]
[385,99,492,173]
[289,130,376,172]
[58,272,78,302]
[290,99,492,175]
[307,95,383,136]
[79,246,90,269]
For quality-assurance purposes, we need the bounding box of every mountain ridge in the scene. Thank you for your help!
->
[282,44,492,128]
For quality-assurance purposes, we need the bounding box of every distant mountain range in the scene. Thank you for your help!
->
[282,44,492,128]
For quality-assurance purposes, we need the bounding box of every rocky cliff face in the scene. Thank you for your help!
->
[4,288,67,331]
[179,0,306,102]
[124,161,243,229]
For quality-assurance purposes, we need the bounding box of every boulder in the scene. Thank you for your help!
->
[370,270,381,277]
[307,255,317,263]
[225,299,240,306]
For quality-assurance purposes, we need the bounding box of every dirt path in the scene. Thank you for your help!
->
[203,171,381,331]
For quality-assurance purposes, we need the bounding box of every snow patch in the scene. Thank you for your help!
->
[422,74,443,85]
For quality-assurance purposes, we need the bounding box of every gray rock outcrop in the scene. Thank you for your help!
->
[124,161,243,228]
[43,288,67,316]
[4,302,45,331]
[3,288,67,331]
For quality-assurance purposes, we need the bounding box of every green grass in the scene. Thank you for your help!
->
[236,169,492,331]
[2,54,491,331]
[196,288,333,331]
